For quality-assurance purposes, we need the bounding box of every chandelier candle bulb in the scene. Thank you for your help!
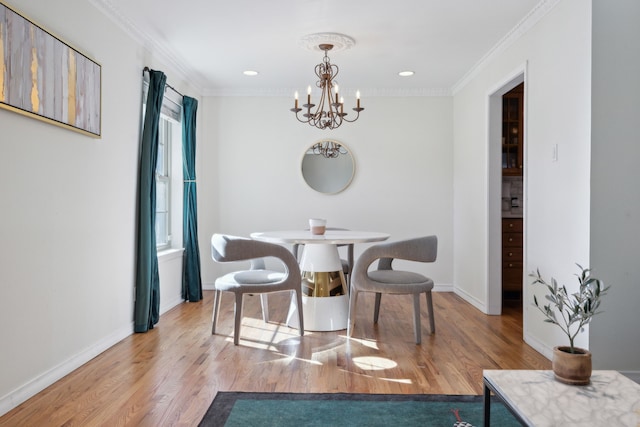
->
[294,91,299,109]
[307,86,311,105]
[356,90,361,109]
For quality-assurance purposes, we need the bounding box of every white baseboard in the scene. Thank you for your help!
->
[523,331,553,360]
[433,283,453,292]
[0,322,133,417]
[0,295,185,418]
[453,286,488,314]
[160,295,184,315]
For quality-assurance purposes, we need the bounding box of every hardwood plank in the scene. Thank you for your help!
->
[0,291,550,426]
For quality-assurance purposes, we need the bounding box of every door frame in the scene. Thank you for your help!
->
[486,64,527,315]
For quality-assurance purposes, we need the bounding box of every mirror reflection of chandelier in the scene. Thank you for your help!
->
[291,39,364,130]
[310,140,348,158]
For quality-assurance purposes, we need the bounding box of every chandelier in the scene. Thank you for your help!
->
[290,43,364,130]
[310,140,347,158]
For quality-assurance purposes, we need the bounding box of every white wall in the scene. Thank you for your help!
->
[0,0,198,414]
[590,0,640,373]
[453,0,593,356]
[453,0,640,378]
[3,0,638,416]
[198,96,454,288]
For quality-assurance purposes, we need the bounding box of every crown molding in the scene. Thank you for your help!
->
[203,87,452,97]
[91,0,558,98]
[451,0,561,94]
[88,0,207,93]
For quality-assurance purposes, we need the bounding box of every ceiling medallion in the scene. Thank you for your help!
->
[291,34,363,130]
[299,33,356,53]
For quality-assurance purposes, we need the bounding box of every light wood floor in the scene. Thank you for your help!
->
[0,290,550,426]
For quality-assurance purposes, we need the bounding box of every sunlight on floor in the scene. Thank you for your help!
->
[217,318,418,383]
[352,356,398,371]
[219,321,304,350]
[380,377,413,384]
[264,354,324,366]
[340,335,380,350]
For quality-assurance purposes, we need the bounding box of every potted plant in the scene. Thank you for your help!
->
[530,263,609,385]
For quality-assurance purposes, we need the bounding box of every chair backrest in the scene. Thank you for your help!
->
[353,235,438,283]
[211,234,300,276]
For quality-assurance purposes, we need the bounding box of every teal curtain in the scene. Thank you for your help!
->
[181,96,203,302]
[134,69,166,332]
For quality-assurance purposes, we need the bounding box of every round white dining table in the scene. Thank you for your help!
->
[251,229,390,331]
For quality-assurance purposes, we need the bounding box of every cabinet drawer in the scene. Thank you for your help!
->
[502,232,522,247]
[502,218,523,232]
[503,281,523,292]
[503,249,523,261]
[502,263,523,290]
[503,261,523,271]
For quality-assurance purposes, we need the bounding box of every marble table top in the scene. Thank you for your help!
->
[483,370,640,426]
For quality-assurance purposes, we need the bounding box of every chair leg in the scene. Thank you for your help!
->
[348,287,359,337]
[347,244,354,288]
[425,290,435,334]
[212,290,222,335]
[373,293,382,323]
[294,289,304,336]
[260,293,269,323]
[233,293,243,345]
[413,293,422,344]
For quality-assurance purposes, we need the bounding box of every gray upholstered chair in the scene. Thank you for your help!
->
[348,235,437,344]
[210,234,304,345]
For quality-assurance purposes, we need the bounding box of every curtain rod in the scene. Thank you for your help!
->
[143,66,184,98]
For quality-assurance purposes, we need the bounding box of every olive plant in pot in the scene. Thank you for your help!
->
[530,264,609,385]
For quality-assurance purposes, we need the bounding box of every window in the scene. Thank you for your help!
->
[155,116,172,250]
[142,82,183,252]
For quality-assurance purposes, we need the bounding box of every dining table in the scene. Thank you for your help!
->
[250,229,390,331]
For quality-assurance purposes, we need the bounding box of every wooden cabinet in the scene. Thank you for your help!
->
[502,218,523,301]
[502,83,524,176]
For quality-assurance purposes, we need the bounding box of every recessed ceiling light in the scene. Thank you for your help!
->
[243,70,259,76]
[398,71,415,77]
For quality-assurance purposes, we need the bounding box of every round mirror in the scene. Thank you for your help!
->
[301,140,355,194]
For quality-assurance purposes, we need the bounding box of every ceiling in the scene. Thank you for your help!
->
[93,0,546,96]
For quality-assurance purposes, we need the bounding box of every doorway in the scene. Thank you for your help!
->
[501,82,524,310]
[487,70,526,316]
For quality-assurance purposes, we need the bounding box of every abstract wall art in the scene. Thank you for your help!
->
[0,1,101,137]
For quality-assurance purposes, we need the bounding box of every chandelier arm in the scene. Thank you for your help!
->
[341,108,364,123]
[294,112,314,124]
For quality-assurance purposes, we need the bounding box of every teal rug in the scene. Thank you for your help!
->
[198,392,521,426]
